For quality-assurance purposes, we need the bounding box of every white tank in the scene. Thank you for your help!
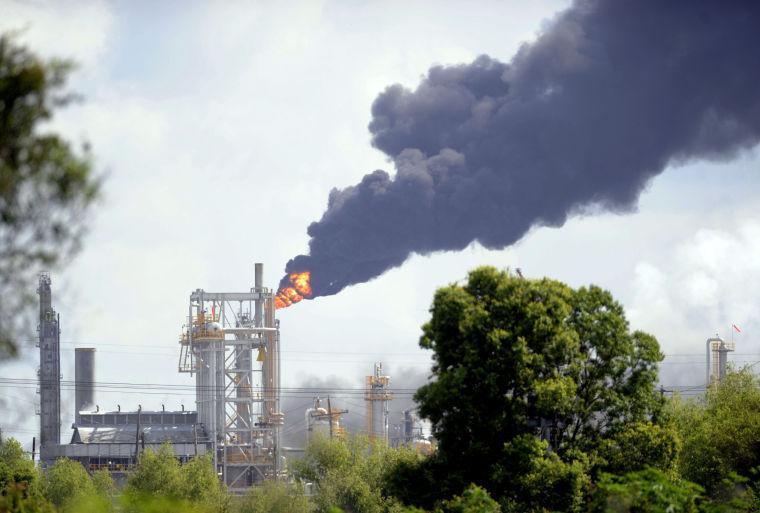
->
[205,321,223,334]
[191,321,223,338]
[306,406,330,442]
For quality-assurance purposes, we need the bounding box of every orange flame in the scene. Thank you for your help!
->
[275,271,312,309]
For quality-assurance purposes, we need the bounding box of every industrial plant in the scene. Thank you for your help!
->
[34,264,285,491]
[32,265,433,492]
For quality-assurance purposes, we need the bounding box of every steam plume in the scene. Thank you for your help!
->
[281,0,760,299]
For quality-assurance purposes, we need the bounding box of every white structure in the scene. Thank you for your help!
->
[305,398,330,442]
[706,334,735,385]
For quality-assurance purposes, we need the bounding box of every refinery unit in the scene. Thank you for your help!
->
[33,264,429,492]
[32,266,739,491]
[35,264,285,492]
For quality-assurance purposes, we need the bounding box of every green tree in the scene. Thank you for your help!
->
[0,483,53,513]
[91,469,116,501]
[0,438,39,497]
[673,369,760,500]
[125,444,183,500]
[0,33,99,359]
[41,458,96,509]
[124,445,227,513]
[407,267,665,510]
[293,435,417,513]
[598,421,680,476]
[589,468,702,513]
[436,484,500,513]
[179,454,227,511]
[237,480,311,513]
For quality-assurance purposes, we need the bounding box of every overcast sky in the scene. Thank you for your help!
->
[2,0,760,446]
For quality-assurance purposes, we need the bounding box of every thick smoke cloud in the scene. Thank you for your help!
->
[282,0,760,297]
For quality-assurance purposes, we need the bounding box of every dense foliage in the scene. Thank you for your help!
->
[0,33,99,359]
[589,468,703,513]
[399,267,664,510]
[123,444,227,512]
[671,369,760,507]
[292,434,421,513]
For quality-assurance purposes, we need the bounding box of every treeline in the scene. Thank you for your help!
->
[2,370,760,513]
[4,268,760,512]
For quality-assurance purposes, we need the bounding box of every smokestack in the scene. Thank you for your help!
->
[254,262,263,326]
[75,348,95,420]
[278,1,760,304]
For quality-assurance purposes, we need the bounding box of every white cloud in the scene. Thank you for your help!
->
[0,0,113,68]
[627,220,760,384]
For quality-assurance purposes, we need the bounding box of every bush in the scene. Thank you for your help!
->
[0,438,39,497]
[237,480,311,513]
[293,435,416,513]
[589,468,702,513]
[42,459,97,509]
[124,444,226,513]
[437,485,500,513]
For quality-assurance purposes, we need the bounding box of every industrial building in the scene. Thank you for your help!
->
[35,264,283,493]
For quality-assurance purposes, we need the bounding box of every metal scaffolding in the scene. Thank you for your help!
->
[178,263,282,492]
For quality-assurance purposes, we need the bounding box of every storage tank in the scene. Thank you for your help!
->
[306,398,330,442]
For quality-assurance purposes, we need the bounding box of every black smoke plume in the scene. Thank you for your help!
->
[281,0,760,298]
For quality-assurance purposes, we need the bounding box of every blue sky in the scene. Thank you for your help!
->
[2,0,759,445]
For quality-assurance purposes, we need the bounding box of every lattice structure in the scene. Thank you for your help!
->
[178,264,282,492]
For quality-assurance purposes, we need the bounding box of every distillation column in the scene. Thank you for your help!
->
[365,363,392,443]
[37,273,61,464]
[706,335,735,385]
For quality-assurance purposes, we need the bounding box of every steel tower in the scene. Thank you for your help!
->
[178,263,282,492]
[37,273,61,462]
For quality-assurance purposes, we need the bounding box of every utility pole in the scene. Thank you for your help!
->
[327,396,333,439]
[134,405,142,461]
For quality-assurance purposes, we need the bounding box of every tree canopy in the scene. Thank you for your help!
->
[672,368,760,501]
[124,443,226,511]
[408,267,665,510]
[292,434,420,513]
[42,458,98,509]
[0,33,99,358]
